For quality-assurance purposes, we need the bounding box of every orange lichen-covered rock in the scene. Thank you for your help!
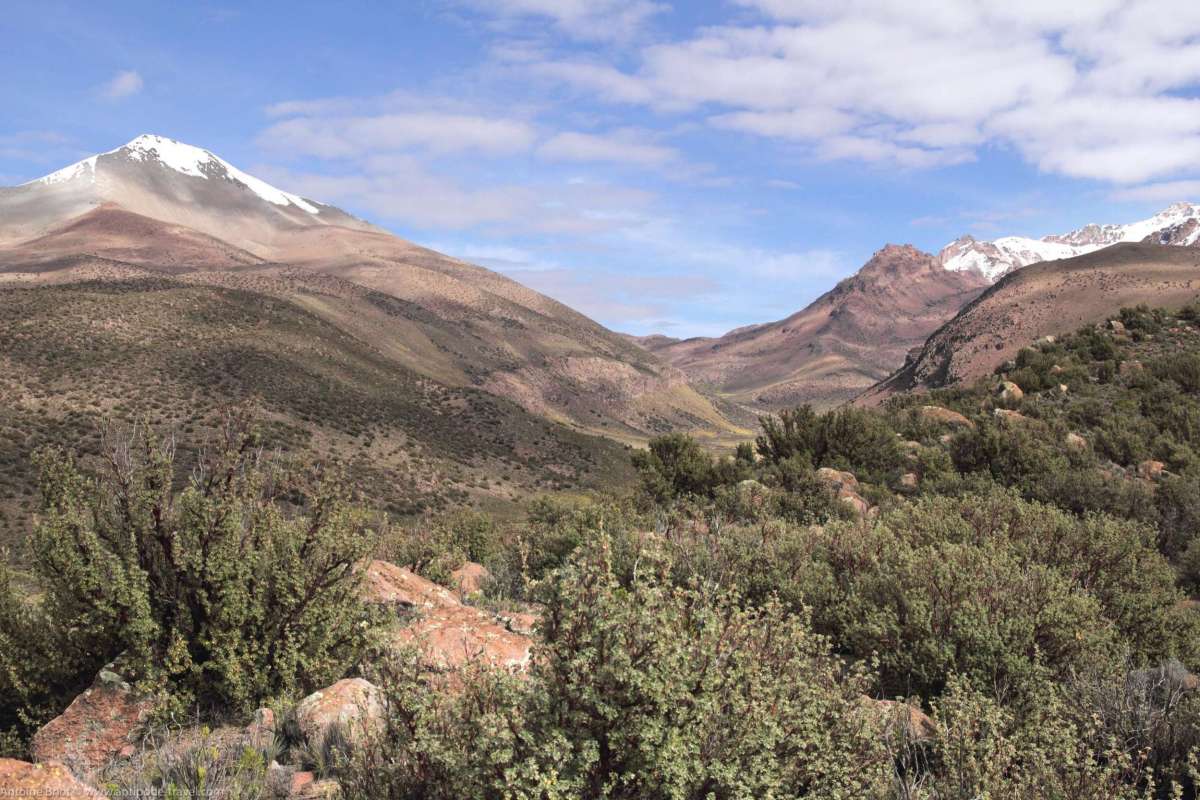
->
[294,678,384,745]
[393,604,532,672]
[450,561,490,597]
[0,759,103,798]
[857,697,937,743]
[360,559,460,610]
[919,405,975,430]
[31,668,153,780]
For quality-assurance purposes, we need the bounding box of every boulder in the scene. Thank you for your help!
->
[1107,319,1126,334]
[245,707,276,751]
[734,479,770,514]
[393,604,532,672]
[1065,432,1088,452]
[815,467,859,492]
[838,490,871,518]
[993,408,1032,426]
[0,759,102,798]
[1138,460,1166,481]
[857,697,937,743]
[288,770,340,799]
[1050,364,1065,375]
[996,380,1024,403]
[899,472,919,490]
[360,560,460,610]
[919,405,975,430]
[1038,335,1056,346]
[31,667,154,780]
[450,562,490,598]
[294,678,384,746]
[1057,383,1069,394]
[499,610,541,637]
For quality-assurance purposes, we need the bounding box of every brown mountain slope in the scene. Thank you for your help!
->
[0,137,737,442]
[0,268,637,545]
[652,245,989,413]
[0,204,264,274]
[862,242,1200,403]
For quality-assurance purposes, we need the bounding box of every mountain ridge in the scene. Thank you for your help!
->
[861,241,1200,403]
[645,244,990,413]
[939,201,1200,281]
[0,135,738,442]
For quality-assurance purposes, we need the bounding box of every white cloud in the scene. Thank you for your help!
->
[259,112,537,158]
[527,1,1200,182]
[457,0,666,42]
[1109,180,1200,204]
[254,158,656,234]
[99,70,143,100]
[538,130,677,166]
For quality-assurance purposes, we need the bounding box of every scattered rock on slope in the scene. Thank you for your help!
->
[31,667,154,781]
[0,759,103,798]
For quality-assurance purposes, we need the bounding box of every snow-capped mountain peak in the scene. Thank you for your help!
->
[940,202,1200,282]
[23,134,320,214]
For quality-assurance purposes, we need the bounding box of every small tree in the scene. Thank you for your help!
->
[631,433,718,502]
[21,412,379,716]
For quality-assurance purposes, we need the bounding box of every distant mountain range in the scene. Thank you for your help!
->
[4,132,1198,470]
[0,135,735,442]
[0,134,745,536]
[939,202,1200,282]
[863,241,1200,403]
[643,203,1200,412]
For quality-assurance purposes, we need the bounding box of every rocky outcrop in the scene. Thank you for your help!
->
[815,467,859,493]
[918,405,975,430]
[286,770,340,799]
[294,678,384,746]
[0,759,103,798]
[31,667,154,781]
[815,468,871,518]
[360,560,460,610]
[857,697,937,743]
[450,562,490,598]
[1138,460,1166,481]
[996,380,1024,403]
[394,604,533,672]
[993,409,1034,426]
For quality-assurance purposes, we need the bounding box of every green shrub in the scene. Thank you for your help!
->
[342,538,891,799]
[757,405,902,484]
[4,413,379,732]
[805,491,1193,698]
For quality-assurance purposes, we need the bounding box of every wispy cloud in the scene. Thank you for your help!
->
[538,130,678,166]
[99,70,143,100]
[455,0,667,43]
[1109,180,1200,204]
[259,112,537,159]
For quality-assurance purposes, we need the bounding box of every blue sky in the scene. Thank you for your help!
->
[4,1,1200,337]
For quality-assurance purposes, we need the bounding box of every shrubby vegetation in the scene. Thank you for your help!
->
[0,412,378,751]
[5,306,1200,798]
[342,537,893,799]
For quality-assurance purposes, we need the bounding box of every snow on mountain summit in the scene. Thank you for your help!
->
[940,202,1200,282]
[23,134,320,214]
